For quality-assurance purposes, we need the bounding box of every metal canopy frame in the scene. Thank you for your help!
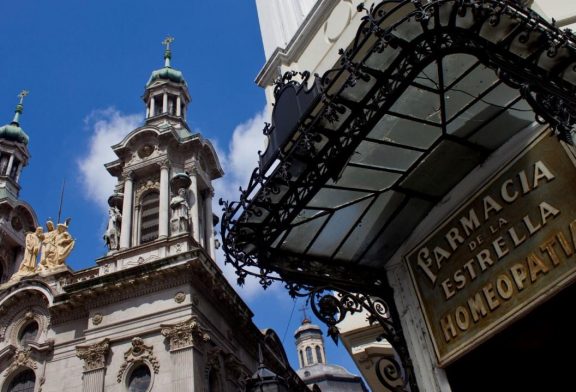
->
[221,1,576,390]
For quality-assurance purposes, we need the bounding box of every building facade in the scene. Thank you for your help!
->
[0,42,306,392]
[221,1,576,391]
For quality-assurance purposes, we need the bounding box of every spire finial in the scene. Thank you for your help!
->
[162,36,175,67]
[12,90,29,125]
[299,305,310,323]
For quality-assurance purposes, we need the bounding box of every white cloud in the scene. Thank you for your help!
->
[77,108,142,211]
[76,106,275,300]
[211,107,282,299]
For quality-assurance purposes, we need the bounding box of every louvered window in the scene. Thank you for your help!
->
[140,191,159,243]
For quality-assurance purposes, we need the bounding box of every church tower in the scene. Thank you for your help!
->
[0,91,38,283]
[0,39,307,392]
[103,37,222,261]
[295,318,326,368]
[294,317,368,391]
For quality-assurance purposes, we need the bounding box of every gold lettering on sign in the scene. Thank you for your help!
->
[405,135,576,366]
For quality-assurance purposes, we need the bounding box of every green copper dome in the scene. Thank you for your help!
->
[0,122,29,145]
[146,66,186,87]
[0,95,29,145]
[146,39,186,87]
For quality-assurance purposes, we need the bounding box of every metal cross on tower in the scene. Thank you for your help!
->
[18,90,29,104]
[162,36,175,51]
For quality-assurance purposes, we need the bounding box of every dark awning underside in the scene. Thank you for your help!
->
[222,0,576,290]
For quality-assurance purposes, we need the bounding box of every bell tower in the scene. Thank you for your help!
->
[142,36,191,127]
[294,318,326,368]
[0,91,39,283]
[102,38,223,266]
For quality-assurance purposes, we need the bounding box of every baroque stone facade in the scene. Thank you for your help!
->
[0,41,306,392]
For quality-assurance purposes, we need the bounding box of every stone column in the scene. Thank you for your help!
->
[6,155,14,177]
[149,97,155,117]
[163,93,168,113]
[119,172,134,249]
[176,96,182,117]
[204,189,215,259]
[161,317,210,392]
[159,161,170,239]
[189,172,200,244]
[14,163,22,182]
[76,339,110,392]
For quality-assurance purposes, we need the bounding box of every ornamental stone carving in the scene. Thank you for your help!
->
[135,178,160,203]
[174,292,186,303]
[92,313,103,326]
[117,337,159,382]
[76,339,110,372]
[160,316,211,352]
[4,348,37,376]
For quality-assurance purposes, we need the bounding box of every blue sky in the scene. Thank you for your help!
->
[0,0,367,383]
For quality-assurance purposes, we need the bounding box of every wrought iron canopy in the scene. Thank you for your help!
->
[221,0,576,292]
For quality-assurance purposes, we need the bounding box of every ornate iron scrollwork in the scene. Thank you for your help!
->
[221,1,576,390]
[289,285,418,392]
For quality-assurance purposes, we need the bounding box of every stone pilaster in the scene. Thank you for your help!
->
[204,189,215,259]
[161,317,211,391]
[119,172,134,249]
[76,339,110,392]
[159,161,170,238]
[189,172,200,244]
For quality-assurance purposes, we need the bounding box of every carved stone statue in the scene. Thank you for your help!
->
[54,223,74,266]
[38,220,74,270]
[170,188,190,234]
[38,220,57,271]
[103,206,121,252]
[14,227,44,277]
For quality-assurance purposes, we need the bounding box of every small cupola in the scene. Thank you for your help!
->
[143,36,191,123]
[0,91,31,196]
[0,90,30,146]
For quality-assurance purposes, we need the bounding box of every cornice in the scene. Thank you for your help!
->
[255,0,339,87]
[51,249,253,328]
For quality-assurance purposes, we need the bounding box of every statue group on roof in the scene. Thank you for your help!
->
[13,219,75,279]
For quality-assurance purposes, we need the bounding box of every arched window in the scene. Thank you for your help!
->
[127,364,151,392]
[140,191,159,243]
[8,369,35,392]
[18,321,39,347]
[305,346,313,366]
[315,346,323,364]
[9,158,20,179]
[299,350,304,367]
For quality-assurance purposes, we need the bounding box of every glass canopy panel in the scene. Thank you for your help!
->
[340,76,376,102]
[444,65,501,120]
[400,140,485,197]
[446,83,522,137]
[393,17,424,42]
[306,197,373,258]
[350,140,423,171]
[414,62,439,90]
[279,214,329,253]
[367,114,442,149]
[360,197,435,267]
[364,45,401,73]
[389,86,441,123]
[293,208,328,225]
[307,187,369,209]
[333,191,406,261]
[442,54,479,88]
[468,101,535,149]
[328,166,401,191]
